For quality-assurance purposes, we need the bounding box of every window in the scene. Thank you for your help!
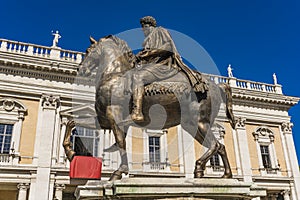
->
[260,145,272,169]
[149,136,160,164]
[253,127,280,175]
[143,129,169,171]
[0,98,26,160]
[210,153,221,171]
[0,124,13,154]
[72,126,99,157]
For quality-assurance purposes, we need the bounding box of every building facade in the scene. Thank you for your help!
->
[0,38,299,200]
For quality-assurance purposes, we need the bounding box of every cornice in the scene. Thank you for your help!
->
[0,50,79,72]
[0,61,94,85]
[232,88,299,110]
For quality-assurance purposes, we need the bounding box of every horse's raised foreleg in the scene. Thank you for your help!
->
[106,105,129,181]
[63,120,76,162]
[217,143,232,178]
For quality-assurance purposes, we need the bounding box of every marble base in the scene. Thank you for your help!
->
[75,178,266,200]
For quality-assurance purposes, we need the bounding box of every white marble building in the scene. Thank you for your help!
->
[0,37,299,200]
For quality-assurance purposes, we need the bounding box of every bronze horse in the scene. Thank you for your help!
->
[69,35,235,181]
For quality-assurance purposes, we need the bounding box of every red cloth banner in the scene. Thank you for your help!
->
[70,156,102,179]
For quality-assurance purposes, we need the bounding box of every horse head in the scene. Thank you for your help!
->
[78,36,100,76]
[78,35,135,78]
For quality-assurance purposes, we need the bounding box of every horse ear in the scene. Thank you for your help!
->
[90,36,97,44]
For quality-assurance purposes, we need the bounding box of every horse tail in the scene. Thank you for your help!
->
[219,83,235,129]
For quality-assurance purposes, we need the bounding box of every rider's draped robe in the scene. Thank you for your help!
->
[138,26,208,93]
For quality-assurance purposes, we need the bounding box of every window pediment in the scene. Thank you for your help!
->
[60,104,98,129]
[0,98,27,112]
[253,126,274,142]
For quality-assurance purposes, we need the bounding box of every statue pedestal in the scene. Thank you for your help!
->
[75,178,266,199]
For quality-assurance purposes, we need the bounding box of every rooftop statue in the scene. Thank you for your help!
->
[51,30,61,48]
[273,73,278,85]
[65,16,235,181]
[227,64,234,78]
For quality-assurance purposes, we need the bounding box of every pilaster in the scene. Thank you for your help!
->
[51,105,61,166]
[126,127,133,171]
[33,94,60,200]
[281,122,300,199]
[177,125,185,173]
[235,117,252,182]
[282,190,290,200]
[17,183,30,200]
[180,125,195,178]
[54,183,65,200]
[58,117,68,164]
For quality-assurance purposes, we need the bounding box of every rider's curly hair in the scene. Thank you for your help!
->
[140,16,157,27]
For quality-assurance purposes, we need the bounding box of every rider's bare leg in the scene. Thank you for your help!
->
[122,69,158,124]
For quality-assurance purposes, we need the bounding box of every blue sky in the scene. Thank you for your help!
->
[1,0,300,163]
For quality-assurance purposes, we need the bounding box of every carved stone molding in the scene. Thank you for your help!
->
[281,122,293,133]
[234,117,246,129]
[42,95,60,110]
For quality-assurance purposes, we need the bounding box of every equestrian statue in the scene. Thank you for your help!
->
[63,16,235,181]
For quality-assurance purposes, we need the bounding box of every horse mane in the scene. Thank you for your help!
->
[108,35,131,53]
[104,35,135,63]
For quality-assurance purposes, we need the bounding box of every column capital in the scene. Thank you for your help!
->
[41,94,60,110]
[17,183,30,190]
[235,117,246,129]
[281,122,293,134]
[252,131,259,141]
[281,189,290,195]
[281,189,291,199]
[61,117,69,125]
[55,183,65,191]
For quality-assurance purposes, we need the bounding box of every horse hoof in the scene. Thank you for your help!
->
[109,166,129,181]
[109,171,123,181]
[222,173,233,179]
[194,170,204,178]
